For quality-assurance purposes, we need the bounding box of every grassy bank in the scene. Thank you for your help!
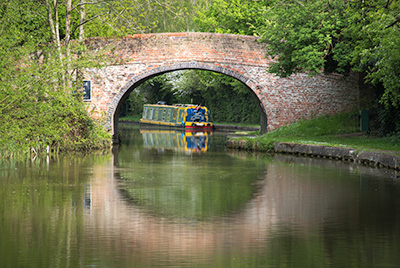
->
[232,112,400,155]
[119,115,142,122]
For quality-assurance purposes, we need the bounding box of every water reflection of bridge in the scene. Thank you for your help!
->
[83,152,360,265]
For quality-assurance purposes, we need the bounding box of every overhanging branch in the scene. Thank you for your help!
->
[71,1,107,12]
[386,15,400,28]
[70,13,105,38]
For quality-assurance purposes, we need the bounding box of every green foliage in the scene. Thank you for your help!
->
[195,0,268,35]
[119,74,178,118]
[165,70,261,124]
[255,0,400,108]
[237,112,400,153]
[351,1,400,107]
[120,70,260,125]
[375,101,400,135]
[195,0,400,134]
[189,71,260,124]
[266,112,359,138]
[0,48,110,156]
[257,0,351,77]
[85,0,212,37]
[0,0,110,157]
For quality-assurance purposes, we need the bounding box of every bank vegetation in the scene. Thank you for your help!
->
[0,0,111,158]
[228,112,400,155]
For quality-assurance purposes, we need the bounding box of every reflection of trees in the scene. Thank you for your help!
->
[0,154,110,268]
[116,151,265,221]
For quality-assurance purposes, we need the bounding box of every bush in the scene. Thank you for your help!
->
[0,88,110,157]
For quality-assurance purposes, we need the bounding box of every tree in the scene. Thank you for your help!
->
[351,0,400,107]
[0,0,109,155]
[195,0,268,35]
[257,0,400,106]
[256,0,352,77]
[84,0,212,37]
[195,0,400,133]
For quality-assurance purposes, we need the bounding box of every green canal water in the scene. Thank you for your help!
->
[1,124,400,268]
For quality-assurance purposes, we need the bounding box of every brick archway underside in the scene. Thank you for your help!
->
[83,32,359,141]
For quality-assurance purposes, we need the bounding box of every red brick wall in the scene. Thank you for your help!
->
[83,32,359,137]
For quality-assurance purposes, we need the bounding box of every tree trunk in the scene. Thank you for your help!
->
[65,0,72,47]
[79,0,86,41]
[54,0,60,48]
[64,0,72,88]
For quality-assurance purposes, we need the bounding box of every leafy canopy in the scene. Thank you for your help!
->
[196,0,400,109]
[257,0,400,107]
[195,0,269,35]
[258,0,351,77]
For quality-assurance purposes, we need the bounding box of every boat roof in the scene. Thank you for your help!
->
[144,103,205,108]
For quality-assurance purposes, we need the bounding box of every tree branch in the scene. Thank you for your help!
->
[386,15,400,28]
[70,13,105,38]
[385,0,393,9]
[71,1,106,12]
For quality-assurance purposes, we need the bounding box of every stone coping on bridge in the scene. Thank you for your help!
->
[226,140,400,171]
[85,32,260,42]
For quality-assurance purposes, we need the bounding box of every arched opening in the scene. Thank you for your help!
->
[107,64,268,143]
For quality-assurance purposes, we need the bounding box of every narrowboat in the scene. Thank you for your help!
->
[139,103,213,130]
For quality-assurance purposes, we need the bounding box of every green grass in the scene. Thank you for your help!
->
[235,112,400,155]
[214,121,260,128]
[119,115,142,122]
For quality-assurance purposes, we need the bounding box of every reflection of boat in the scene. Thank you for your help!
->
[141,129,213,153]
[139,103,213,130]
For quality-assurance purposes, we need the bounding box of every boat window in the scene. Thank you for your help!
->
[186,109,192,122]
[162,108,167,121]
[157,108,163,121]
[167,109,172,122]
[173,109,177,120]
[178,109,184,122]
[143,107,148,119]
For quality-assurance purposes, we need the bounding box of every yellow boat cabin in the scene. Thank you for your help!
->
[139,103,213,130]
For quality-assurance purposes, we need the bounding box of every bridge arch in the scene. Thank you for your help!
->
[107,62,268,142]
[83,32,359,142]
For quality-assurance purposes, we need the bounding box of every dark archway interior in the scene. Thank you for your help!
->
[111,67,268,143]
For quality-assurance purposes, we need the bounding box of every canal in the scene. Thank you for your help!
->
[1,124,400,267]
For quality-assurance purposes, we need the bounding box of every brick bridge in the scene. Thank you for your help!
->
[83,32,359,141]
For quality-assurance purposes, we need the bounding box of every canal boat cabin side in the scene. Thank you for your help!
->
[139,103,213,130]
